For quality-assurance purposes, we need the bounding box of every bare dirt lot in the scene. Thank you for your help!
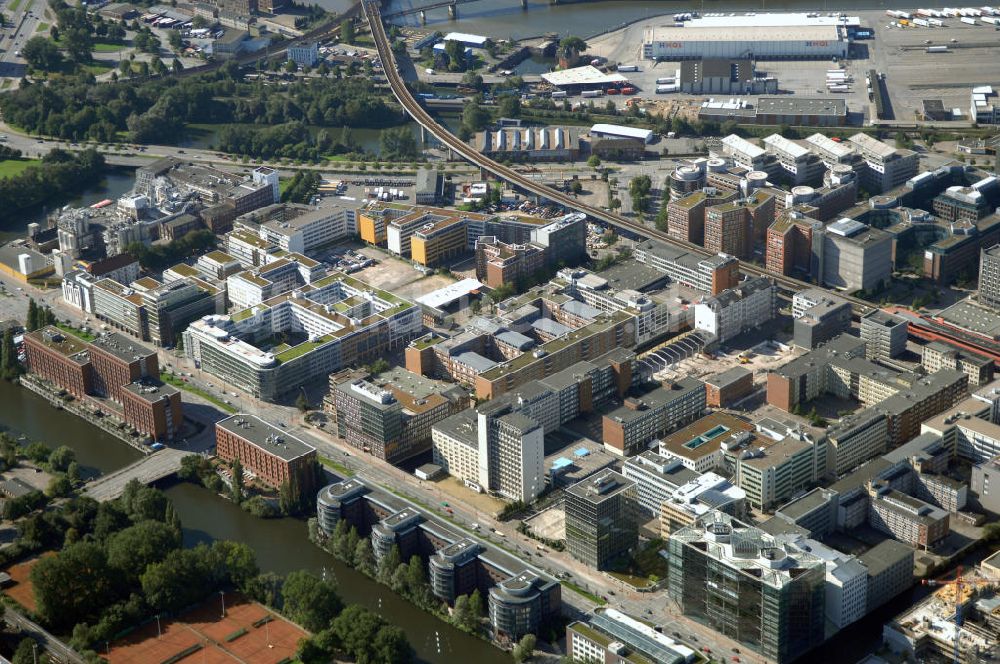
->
[524,505,566,542]
[353,247,458,301]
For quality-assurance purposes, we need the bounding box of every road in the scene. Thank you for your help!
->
[4,604,85,664]
[0,0,40,79]
[84,447,189,501]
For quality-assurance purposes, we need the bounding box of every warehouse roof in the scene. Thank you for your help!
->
[217,414,315,461]
[590,124,654,141]
[542,65,627,87]
[757,97,848,117]
[644,24,841,43]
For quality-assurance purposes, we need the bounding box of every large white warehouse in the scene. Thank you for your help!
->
[643,13,851,60]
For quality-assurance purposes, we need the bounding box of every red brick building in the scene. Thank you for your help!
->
[215,414,318,492]
[23,326,181,442]
[23,328,93,399]
[704,367,754,408]
[88,333,159,404]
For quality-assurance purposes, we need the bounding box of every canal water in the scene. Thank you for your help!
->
[0,380,508,664]
[0,167,137,245]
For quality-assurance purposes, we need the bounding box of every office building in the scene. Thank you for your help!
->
[668,162,709,201]
[567,608,696,664]
[659,472,747,535]
[215,414,318,492]
[826,410,891,477]
[979,244,1000,310]
[475,213,587,288]
[227,253,326,310]
[565,470,638,570]
[763,134,825,185]
[792,289,852,350]
[666,188,737,245]
[415,168,443,205]
[694,277,776,343]
[667,512,826,664]
[867,480,950,550]
[602,378,706,457]
[860,310,908,361]
[633,240,740,295]
[184,272,421,401]
[783,535,869,629]
[704,366,753,407]
[475,403,545,503]
[240,202,358,255]
[195,250,242,282]
[766,209,824,280]
[922,397,1000,462]
[317,478,560,641]
[23,327,181,441]
[847,133,920,193]
[327,368,469,465]
[720,134,774,173]
[704,200,754,258]
[859,540,915,613]
[822,218,893,293]
[621,451,700,517]
[287,42,319,67]
[923,341,994,387]
[970,85,1000,125]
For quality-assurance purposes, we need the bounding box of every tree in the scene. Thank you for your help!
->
[367,358,389,374]
[469,588,484,618]
[373,625,413,663]
[984,522,1000,543]
[245,572,284,608]
[282,570,342,632]
[379,126,418,161]
[31,541,115,630]
[628,174,652,214]
[26,298,38,332]
[172,58,183,73]
[295,393,311,413]
[587,155,601,168]
[48,445,75,472]
[231,459,244,504]
[45,475,72,498]
[445,39,468,72]
[340,19,355,45]
[376,544,402,586]
[570,180,583,194]
[354,538,376,576]
[22,37,63,71]
[62,27,94,63]
[332,605,388,662]
[106,520,180,584]
[168,31,183,51]
[512,634,537,663]
[498,95,521,118]
[1,327,21,379]
[461,70,484,91]
[11,639,38,664]
[559,35,587,59]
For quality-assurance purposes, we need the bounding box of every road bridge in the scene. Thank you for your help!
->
[362,0,876,316]
[84,448,188,502]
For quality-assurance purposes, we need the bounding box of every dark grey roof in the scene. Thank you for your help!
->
[561,300,602,320]
[531,317,573,337]
[858,539,914,577]
[216,414,315,461]
[454,351,497,373]
[495,330,536,350]
[705,366,751,389]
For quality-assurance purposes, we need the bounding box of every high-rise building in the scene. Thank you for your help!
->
[822,218,893,293]
[763,134,825,185]
[667,512,826,663]
[633,240,740,295]
[565,470,638,570]
[860,310,908,361]
[979,244,1000,310]
[602,378,707,456]
[846,133,920,193]
[792,289,852,350]
[476,402,545,503]
[693,277,776,343]
[766,210,824,278]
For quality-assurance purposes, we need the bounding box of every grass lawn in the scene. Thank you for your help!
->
[36,22,48,31]
[0,159,39,179]
[160,371,237,413]
[81,63,114,76]
[8,0,23,12]
[318,455,354,477]
[93,42,125,52]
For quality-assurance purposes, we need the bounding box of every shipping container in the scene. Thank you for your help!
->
[617,64,639,72]
[927,45,950,51]
[914,18,930,26]
[551,90,568,98]
[581,90,603,98]
[929,18,945,25]
[828,85,851,92]
[656,77,676,84]
[961,16,978,23]
[656,84,679,93]
[621,86,636,95]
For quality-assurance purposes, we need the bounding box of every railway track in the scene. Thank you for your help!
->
[362,0,875,315]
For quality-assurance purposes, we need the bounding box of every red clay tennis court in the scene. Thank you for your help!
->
[106,593,306,664]
[3,552,54,613]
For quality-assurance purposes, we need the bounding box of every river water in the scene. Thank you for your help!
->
[376,0,916,38]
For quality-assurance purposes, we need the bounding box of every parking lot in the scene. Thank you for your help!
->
[351,246,459,301]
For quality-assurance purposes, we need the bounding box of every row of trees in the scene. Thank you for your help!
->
[26,298,57,333]
[0,62,403,144]
[0,148,105,223]
[280,170,321,204]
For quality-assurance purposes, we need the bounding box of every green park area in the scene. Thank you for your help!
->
[0,159,39,179]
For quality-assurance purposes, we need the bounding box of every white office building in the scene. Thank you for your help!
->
[694,276,776,342]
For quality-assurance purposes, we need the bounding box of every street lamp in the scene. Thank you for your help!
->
[220,590,226,618]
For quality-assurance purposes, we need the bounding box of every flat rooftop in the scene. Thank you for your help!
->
[937,299,1000,340]
[645,24,841,43]
[541,65,628,87]
[659,412,755,461]
[90,332,156,364]
[758,97,848,117]
[26,326,90,363]
[122,380,180,402]
[216,413,315,461]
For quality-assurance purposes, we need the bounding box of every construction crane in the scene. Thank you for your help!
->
[922,566,995,664]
